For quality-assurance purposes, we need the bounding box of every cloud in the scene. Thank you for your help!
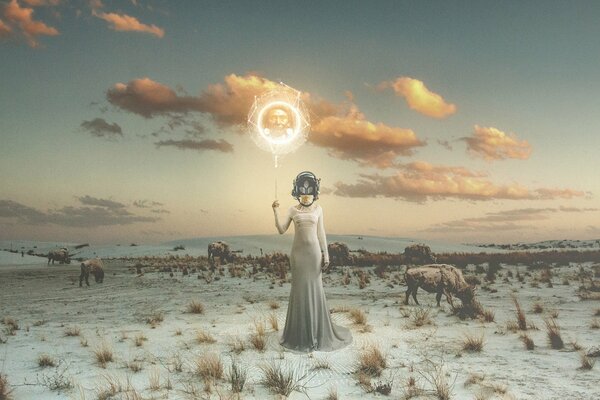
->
[0,19,11,38]
[80,118,123,139]
[0,197,159,227]
[106,77,204,118]
[310,104,424,168]
[535,188,584,199]
[381,76,456,118]
[77,195,126,209]
[94,11,164,38]
[150,208,170,214]
[155,139,234,153]
[21,0,61,6]
[133,200,164,209]
[107,74,425,167]
[333,161,585,202]
[425,207,598,233]
[463,125,532,161]
[3,0,59,47]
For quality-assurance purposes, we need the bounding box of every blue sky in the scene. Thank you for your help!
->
[1,0,599,244]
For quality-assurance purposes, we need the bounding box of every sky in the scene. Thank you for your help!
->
[1,0,599,245]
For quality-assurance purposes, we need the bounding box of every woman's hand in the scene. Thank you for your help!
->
[272,200,279,210]
[321,260,330,272]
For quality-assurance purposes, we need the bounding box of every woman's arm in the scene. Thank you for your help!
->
[273,204,293,234]
[317,206,330,265]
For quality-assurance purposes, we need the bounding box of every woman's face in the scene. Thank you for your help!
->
[299,194,314,206]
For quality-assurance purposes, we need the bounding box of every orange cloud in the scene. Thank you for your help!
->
[106,77,203,118]
[0,19,11,37]
[196,74,281,126]
[107,74,425,167]
[383,76,456,118]
[3,0,58,47]
[21,0,61,6]
[310,105,424,168]
[463,125,532,160]
[95,11,164,38]
[333,161,584,202]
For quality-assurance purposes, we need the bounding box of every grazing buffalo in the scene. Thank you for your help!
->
[80,258,104,287]
[48,248,71,265]
[208,241,233,264]
[404,264,474,307]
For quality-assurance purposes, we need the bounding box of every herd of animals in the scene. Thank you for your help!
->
[40,242,475,308]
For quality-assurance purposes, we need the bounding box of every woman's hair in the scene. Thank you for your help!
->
[292,171,320,200]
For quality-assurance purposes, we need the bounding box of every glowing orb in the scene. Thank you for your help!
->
[248,83,310,164]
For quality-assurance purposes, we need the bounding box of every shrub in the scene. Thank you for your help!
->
[195,353,223,381]
[260,362,306,397]
[462,333,485,352]
[37,354,56,368]
[545,318,564,349]
[520,333,535,350]
[94,342,114,368]
[64,326,81,337]
[0,373,13,400]
[196,330,216,344]
[357,344,386,377]
[228,359,248,393]
[187,300,205,314]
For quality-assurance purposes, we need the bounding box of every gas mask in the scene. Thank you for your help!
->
[292,171,320,206]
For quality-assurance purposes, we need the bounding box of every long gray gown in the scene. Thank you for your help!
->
[274,203,352,352]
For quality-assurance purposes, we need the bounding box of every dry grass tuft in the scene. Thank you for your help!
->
[579,353,596,370]
[187,300,205,314]
[250,321,266,351]
[2,317,18,336]
[229,336,246,354]
[591,319,600,330]
[134,332,147,347]
[196,329,216,344]
[268,313,279,331]
[228,359,248,393]
[127,360,143,373]
[145,310,164,327]
[410,307,433,327]
[37,354,56,368]
[481,308,495,323]
[0,373,13,400]
[64,326,81,337]
[532,302,544,314]
[326,386,339,400]
[94,342,114,368]
[195,352,223,381]
[148,368,161,391]
[544,318,564,349]
[401,375,424,399]
[357,344,387,377]
[268,300,280,310]
[594,309,600,317]
[259,361,306,397]
[512,296,528,331]
[462,333,485,352]
[349,308,367,325]
[520,333,535,350]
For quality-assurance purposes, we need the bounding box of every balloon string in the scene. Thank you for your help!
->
[274,155,278,200]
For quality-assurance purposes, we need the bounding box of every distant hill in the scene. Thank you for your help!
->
[1,235,499,264]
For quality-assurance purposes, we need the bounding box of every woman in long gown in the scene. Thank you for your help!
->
[272,171,352,352]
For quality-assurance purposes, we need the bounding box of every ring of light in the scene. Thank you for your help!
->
[257,101,302,145]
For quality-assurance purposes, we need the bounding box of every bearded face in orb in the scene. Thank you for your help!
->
[263,106,293,141]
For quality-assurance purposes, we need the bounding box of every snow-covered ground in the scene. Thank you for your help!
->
[1,248,599,399]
